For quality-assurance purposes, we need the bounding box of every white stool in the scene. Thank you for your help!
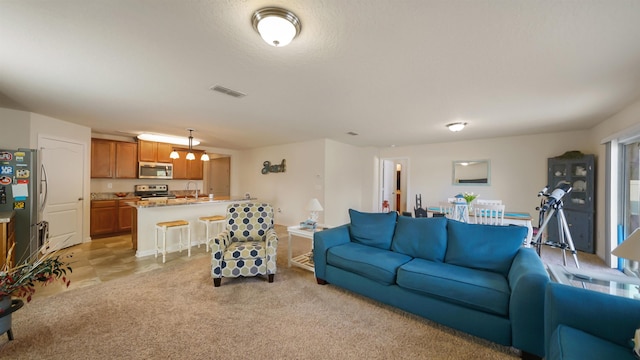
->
[155,220,191,263]
[198,215,226,252]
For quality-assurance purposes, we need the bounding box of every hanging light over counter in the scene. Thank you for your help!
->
[168,128,209,161]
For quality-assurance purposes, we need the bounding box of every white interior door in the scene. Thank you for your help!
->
[381,160,395,211]
[40,136,84,252]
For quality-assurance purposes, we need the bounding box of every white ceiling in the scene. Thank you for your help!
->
[2,1,640,149]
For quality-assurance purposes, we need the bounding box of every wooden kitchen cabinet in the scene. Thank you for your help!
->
[90,200,118,236]
[1,213,16,269]
[172,149,204,180]
[138,140,174,163]
[117,200,133,232]
[91,139,138,179]
[115,142,138,178]
[91,139,115,178]
[91,199,137,237]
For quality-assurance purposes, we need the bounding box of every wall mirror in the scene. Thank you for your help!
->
[452,160,490,185]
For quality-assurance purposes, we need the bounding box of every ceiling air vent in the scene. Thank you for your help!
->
[347,131,359,136]
[210,85,246,98]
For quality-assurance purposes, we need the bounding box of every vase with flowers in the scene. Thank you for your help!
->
[1,242,72,340]
[462,192,478,211]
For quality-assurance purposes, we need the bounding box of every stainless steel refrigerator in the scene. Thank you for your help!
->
[0,148,47,263]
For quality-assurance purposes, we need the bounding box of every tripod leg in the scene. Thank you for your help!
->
[557,209,580,268]
[532,209,555,256]
[556,214,568,266]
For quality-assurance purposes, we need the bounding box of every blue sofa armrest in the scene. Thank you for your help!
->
[508,247,550,358]
[313,224,350,281]
[545,282,640,355]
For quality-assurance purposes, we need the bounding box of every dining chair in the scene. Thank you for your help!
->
[438,201,456,219]
[476,199,503,205]
[473,203,505,225]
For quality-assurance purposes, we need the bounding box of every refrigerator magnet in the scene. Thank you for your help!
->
[13,151,25,162]
[0,165,13,175]
[0,176,11,185]
[16,169,29,178]
[0,152,12,161]
[13,201,25,210]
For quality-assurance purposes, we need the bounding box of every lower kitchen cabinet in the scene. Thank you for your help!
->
[91,199,137,238]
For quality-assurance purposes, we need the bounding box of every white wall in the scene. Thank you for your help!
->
[237,139,326,225]
[0,108,30,148]
[324,139,368,226]
[379,130,595,217]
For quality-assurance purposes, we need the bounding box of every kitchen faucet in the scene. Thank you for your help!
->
[185,181,199,199]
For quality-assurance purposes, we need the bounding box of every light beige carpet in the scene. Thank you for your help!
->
[0,256,520,359]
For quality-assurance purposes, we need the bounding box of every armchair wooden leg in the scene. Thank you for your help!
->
[316,278,328,285]
[268,274,274,283]
[213,278,221,287]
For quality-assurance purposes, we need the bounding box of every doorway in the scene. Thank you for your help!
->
[39,136,85,252]
[380,158,409,213]
[204,156,230,198]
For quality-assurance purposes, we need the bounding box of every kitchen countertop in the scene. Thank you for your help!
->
[0,211,15,223]
[127,197,255,208]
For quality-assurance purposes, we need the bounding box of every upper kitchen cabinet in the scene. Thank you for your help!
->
[91,139,138,179]
[138,140,174,163]
[171,149,204,180]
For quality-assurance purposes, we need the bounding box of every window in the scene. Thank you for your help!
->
[621,140,640,275]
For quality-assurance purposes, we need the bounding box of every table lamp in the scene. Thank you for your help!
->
[307,198,323,222]
[612,228,640,262]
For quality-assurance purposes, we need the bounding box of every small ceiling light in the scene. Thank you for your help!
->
[252,7,301,47]
[446,122,467,132]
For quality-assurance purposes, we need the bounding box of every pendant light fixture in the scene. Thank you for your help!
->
[168,128,209,161]
[252,7,301,47]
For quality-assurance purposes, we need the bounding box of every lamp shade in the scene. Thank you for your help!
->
[306,198,323,212]
[612,228,640,262]
[446,122,467,132]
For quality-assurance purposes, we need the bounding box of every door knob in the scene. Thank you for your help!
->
[78,197,84,201]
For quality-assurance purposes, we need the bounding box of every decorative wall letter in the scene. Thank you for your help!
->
[261,159,286,174]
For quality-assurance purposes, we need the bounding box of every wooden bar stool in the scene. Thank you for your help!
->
[155,220,191,263]
[198,215,226,252]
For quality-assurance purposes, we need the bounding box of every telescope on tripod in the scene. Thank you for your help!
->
[531,182,580,268]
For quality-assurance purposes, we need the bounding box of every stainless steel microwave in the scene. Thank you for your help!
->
[138,162,173,179]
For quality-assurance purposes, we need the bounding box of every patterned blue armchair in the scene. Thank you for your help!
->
[208,203,278,287]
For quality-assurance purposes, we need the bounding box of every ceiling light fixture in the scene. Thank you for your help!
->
[168,129,209,161]
[251,7,301,47]
[446,122,467,132]
[138,133,200,146]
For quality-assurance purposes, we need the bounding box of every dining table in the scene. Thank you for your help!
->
[426,206,534,246]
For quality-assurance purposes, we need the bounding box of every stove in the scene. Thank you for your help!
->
[134,184,176,200]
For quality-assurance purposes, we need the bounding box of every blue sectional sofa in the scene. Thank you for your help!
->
[313,210,550,359]
[545,282,640,360]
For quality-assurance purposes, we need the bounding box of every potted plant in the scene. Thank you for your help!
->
[0,243,72,340]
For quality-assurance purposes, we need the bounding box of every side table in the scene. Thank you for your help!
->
[287,225,328,272]
[547,264,640,299]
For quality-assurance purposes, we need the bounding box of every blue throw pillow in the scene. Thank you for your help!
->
[391,216,447,262]
[444,220,527,275]
[349,209,398,250]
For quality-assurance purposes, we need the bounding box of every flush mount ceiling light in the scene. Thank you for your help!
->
[138,133,200,146]
[251,7,301,47]
[446,122,467,132]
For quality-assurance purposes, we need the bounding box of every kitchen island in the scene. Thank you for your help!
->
[127,198,252,257]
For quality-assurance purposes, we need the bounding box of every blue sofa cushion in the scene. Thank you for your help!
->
[548,324,636,360]
[391,216,447,261]
[349,209,398,250]
[327,242,412,285]
[397,258,511,316]
[445,220,526,276]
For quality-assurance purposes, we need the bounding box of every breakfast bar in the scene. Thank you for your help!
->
[128,198,251,257]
